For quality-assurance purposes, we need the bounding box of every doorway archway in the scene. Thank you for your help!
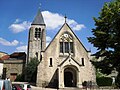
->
[64,67,77,87]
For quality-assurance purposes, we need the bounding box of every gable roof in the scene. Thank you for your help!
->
[31,9,45,25]
[58,55,82,67]
[10,52,26,58]
[45,22,88,52]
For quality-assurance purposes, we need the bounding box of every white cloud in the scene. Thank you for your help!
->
[46,36,52,42]
[0,37,19,46]
[72,24,85,31]
[46,42,49,47]
[14,18,21,23]
[9,20,31,33]
[16,45,27,52]
[20,42,24,45]
[9,11,85,34]
[42,11,64,30]
[42,11,85,31]
[46,36,52,46]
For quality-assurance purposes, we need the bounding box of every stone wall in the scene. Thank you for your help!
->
[37,23,96,88]
[3,59,25,81]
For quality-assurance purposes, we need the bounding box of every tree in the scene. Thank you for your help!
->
[88,0,120,87]
[25,57,40,82]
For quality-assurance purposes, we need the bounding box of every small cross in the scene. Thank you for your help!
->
[64,15,67,23]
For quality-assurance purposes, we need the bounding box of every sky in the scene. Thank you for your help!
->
[0,0,112,54]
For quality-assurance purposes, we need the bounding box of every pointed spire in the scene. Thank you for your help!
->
[32,9,45,25]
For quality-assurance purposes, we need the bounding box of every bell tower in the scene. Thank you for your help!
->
[27,9,46,62]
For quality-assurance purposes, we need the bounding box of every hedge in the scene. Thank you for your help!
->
[96,77,112,86]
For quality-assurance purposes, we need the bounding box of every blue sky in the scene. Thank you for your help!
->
[0,0,111,54]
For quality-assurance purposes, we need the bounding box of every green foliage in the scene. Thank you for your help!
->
[88,0,120,86]
[88,0,120,85]
[15,74,24,82]
[96,69,106,78]
[97,77,112,86]
[25,57,40,82]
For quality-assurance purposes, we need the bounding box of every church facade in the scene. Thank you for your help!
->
[27,10,96,88]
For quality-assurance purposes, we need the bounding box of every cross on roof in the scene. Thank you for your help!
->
[64,15,67,23]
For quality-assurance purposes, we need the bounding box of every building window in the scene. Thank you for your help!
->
[70,42,73,53]
[65,42,69,53]
[59,32,74,54]
[82,58,84,66]
[40,54,42,61]
[59,41,74,53]
[35,28,38,38]
[2,68,7,79]
[36,52,38,60]
[49,58,53,67]
[60,42,63,53]
[35,28,41,38]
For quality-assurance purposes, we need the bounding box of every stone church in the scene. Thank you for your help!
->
[27,9,96,88]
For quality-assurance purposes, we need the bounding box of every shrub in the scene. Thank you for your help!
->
[15,74,24,82]
[96,77,112,86]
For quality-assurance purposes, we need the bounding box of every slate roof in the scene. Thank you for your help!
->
[10,52,26,58]
[31,9,45,25]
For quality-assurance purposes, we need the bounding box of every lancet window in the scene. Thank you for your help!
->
[35,28,41,38]
[60,32,74,54]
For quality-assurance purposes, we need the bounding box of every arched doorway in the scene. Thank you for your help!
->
[64,67,77,87]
